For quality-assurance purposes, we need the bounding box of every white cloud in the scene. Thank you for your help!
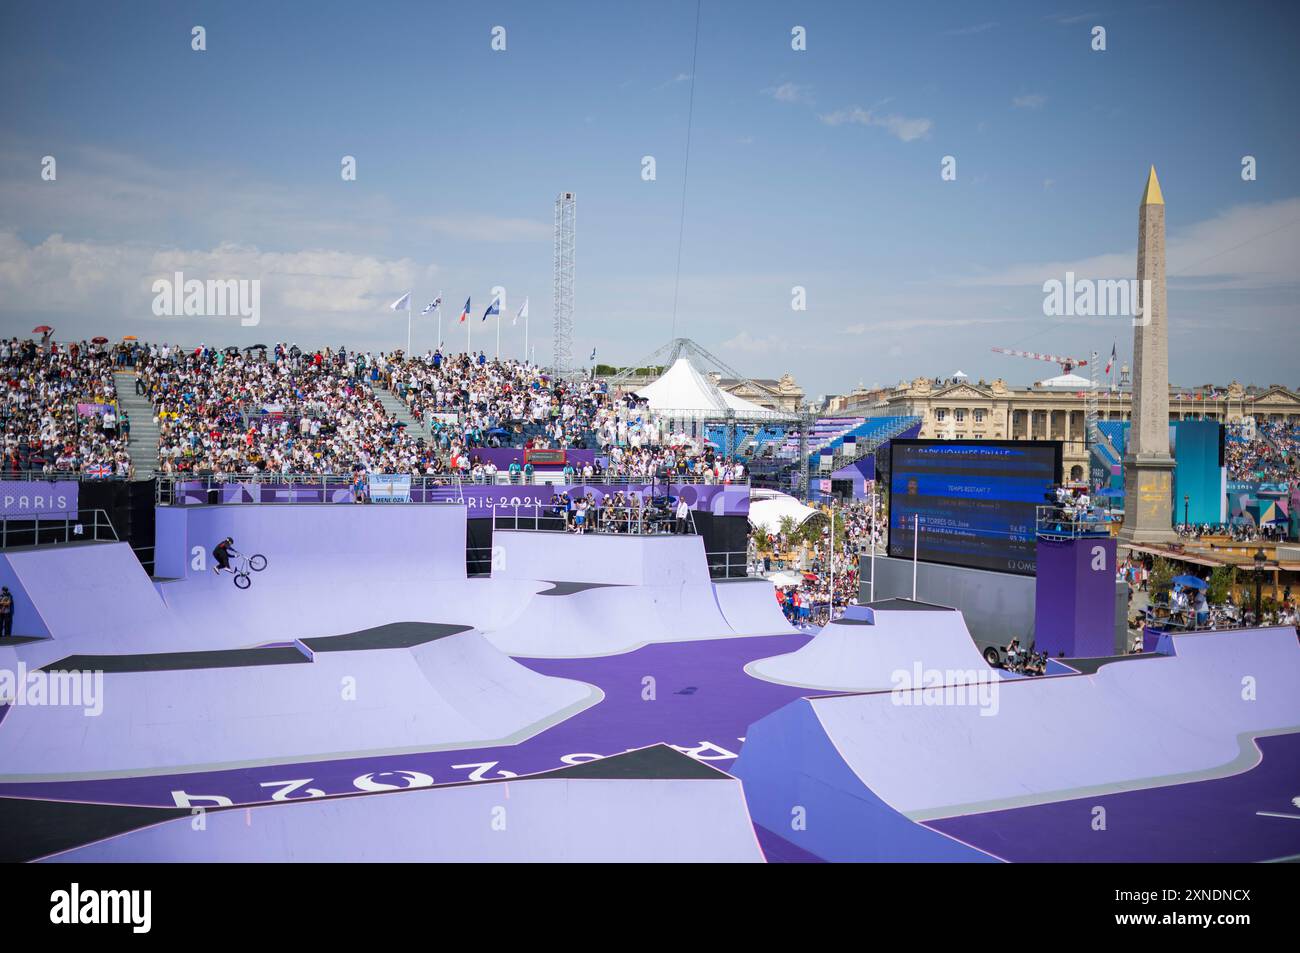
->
[0,230,431,337]
[944,22,998,36]
[1012,93,1048,109]
[764,82,813,104]
[963,197,1300,290]
[819,106,933,142]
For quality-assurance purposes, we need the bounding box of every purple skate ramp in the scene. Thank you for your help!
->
[484,531,775,657]
[32,746,764,863]
[492,529,710,586]
[734,626,1300,861]
[0,624,601,781]
[713,578,798,636]
[745,600,996,692]
[152,504,518,645]
[0,541,166,646]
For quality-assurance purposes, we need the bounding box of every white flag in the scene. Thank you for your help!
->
[514,296,528,326]
[422,294,442,315]
[390,291,411,311]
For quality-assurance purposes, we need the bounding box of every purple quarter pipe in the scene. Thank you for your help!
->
[37,747,765,863]
[733,625,1300,862]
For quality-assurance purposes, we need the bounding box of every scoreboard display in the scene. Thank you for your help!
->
[884,439,1062,576]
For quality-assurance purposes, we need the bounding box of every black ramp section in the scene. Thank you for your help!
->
[304,621,471,651]
[1060,653,1165,675]
[526,744,732,781]
[40,623,472,673]
[43,646,309,674]
[0,797,191,863]
[865,598,956,612]
[537,581,623,596]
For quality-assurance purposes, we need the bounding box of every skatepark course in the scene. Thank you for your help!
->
[482,530,795,657]
[32,746,765,862]
[732,625,1300,862]
[0,622,601,781]
[0,506,544,672]
[745,599,1001,692]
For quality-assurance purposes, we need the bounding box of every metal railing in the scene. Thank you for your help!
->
[155,471,747,504]
[488,502,700,537]
[155,472,467,505]
[1035,504,1114,540]
[0,469,130,482]
[705,549,750,579]
[0,508,120,550]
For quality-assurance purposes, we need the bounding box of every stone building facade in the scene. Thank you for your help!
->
[865,378,1300,484]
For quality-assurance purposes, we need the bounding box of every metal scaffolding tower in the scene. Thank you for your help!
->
[552,191,576,375]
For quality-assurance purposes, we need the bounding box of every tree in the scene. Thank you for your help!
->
[1206,565,1237,606]
[1148,557,1176,602]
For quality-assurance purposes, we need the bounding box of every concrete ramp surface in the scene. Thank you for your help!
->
[733,626,1300,862]
[35,746,764,862]
[713,578,798,636]
[0,625,601,781]
[0,542,166,644]
[745,600,993,691]
[482,580,736,657]
[483,531,792,657]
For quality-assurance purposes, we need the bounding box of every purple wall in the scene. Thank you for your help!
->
[1,480,79,519]
[1034,536,1118,657]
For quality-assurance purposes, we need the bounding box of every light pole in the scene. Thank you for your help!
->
[1183,494,1189,528]
[1253,547,1267,624]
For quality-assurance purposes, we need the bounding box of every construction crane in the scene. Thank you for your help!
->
[990,347,1089,375]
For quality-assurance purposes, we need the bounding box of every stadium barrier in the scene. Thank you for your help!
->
[0,507,120,549]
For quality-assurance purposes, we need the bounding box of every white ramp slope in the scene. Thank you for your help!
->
[746,603,992,691]
[484,532,795,657]
[45,757,765,863]
[713,578,798,636]
[0,629,601,781]
[482,581,736,658]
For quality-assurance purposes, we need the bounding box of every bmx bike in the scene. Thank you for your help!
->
[230,552,268,589]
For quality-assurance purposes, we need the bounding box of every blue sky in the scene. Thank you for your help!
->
[1,0,1297,393]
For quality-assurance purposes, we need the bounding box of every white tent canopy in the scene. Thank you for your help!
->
[1035,372,1094,390]
[635,357,771,419]
[748,492,818,534]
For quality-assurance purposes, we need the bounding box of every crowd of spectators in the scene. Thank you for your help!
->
[1,337,132,477]
[136,343,435,477]
[124,342,727,480]
[1226,420,1300,484]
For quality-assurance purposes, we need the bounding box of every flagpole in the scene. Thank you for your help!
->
[407,297,412,357]
[496,308,501,361]
[437,304,442,353]
[525,310,529,366]
[468,303,472,356]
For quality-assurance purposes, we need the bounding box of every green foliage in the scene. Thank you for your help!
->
[1206,565,1237,605]
[1148,556,1176,601]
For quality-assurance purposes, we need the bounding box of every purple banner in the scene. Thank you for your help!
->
[1,480,79,519]
[173,481,749,515]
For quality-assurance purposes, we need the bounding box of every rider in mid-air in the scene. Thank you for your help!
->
[212,537,239,574]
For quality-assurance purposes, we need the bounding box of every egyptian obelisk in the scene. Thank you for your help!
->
[1118,166,1177,544]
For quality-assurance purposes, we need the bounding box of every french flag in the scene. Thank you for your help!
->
[458,297,471,323]
[1104,343,1116,375]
